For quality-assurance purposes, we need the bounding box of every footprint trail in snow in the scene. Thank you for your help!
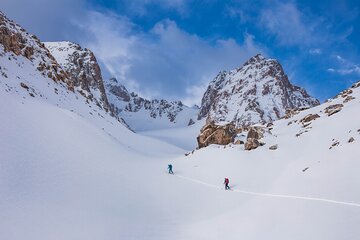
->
[175,174,360,208]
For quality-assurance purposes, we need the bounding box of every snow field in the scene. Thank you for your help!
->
[1,72,360,239]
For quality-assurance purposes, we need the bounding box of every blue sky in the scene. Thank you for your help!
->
[2,0,360,105]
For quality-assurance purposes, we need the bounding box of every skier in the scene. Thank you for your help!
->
[168,164,174,174]
[224,177,230,190]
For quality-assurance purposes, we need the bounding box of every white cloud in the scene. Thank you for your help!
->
[260,2,314,46]
[117,0,191,16]
[328,66,360,75]
[182,83,209,107]
[77,12,266,105]
[309,48,322,55]
[328,55,360,76]
[336,55,345,62]
[337,66,360,75]
[1,0,87,41]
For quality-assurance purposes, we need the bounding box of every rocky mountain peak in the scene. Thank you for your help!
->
[243,53,266,65]
[198,54,320,128]
[107,78,131,102]
[0,11,70,87]
[44,41,111,112]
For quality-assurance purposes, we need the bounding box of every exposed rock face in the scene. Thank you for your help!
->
[334,88,353,99]
[247,127,264,139]
[197,124,267,150]
[343,95,355,103]
[198,54,320,128]
[44,41,110,112]
[300,113,320,123]
[244,126,265,150]
[283,107,309,119]
[351,81,360,89]
[107,78,131,102]
[20,82,29,90]
[0,11,132,132]
[329,140,340,149]
[324,104,343,116]
[0,11,69,87]
[197,123,236,148]
[269,144,278,150]
[188,118,195,126]
[244,138,260,151]
[105,78,199,131]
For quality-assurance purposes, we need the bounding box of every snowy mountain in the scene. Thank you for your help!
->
[106,77,199,131]
[171,80,360,239]
[0,11,127,131]
[44,41,111,112]
[43,40,199,132]
[0,11,69,88]
[198,54,320,127]
[0,9,197,133]
[1,10,360,240]
[2,68,360,240]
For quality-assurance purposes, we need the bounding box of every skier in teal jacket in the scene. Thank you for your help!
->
[168,164,174,174]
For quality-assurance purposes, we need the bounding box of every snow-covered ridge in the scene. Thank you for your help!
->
[44,41,111,112]
[198,54,320,127]
[106,78,199,131]
[0,11,128,132]
[254,79,360,151]
[44,42,199,131]
[0,11,69,87]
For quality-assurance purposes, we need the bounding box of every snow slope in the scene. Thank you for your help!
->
[139,119,205,151]
[0,89,186,240]
[171,82,360,239]
[1,79,360,240]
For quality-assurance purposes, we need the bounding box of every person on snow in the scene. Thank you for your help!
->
[224,177,230,190]
[168,164,174,174]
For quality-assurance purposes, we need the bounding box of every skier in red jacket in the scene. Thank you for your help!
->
[224,178,230,190]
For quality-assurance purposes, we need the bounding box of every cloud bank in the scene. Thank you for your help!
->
[77,11,265,105]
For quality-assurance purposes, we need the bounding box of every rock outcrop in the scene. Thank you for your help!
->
[269,144,278,150]
[197,123,236,148]
[244,126,265,150]
[247,126,264,139]
[244,138,261,151]
[300,114,320,123]
[324,104,343,117]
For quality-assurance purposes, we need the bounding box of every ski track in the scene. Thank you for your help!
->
[175,174,360,208]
